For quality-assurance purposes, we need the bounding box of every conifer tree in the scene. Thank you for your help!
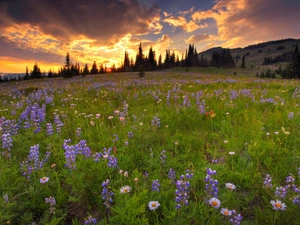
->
[241,55,246,68]
[135,43,144,71]
[123,51,131,72]
[90,61,98,74]
[31,63,42,79]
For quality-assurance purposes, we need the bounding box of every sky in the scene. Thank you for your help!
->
[0,0,299,73]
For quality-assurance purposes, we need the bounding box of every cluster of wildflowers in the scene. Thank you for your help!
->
[263,174,272,188]
[151,180,160,192]
[204,168,218,198]
[151,116,161,128]
[20,144,51,179]
[63,139,91,169]
[229,210,243,225]
[112,134,119,143]
[102,179,114,208]
[175,170,193,209]
[46,123,54,135]
[168,168,176,184]
[45,196,56,214]
[160,150,166,163]
[76,127,82,137]
[54,115,64,134]
[288,112,294,119]
[127,131,133,138]
[84,215,97,224]
[2,133,13,156]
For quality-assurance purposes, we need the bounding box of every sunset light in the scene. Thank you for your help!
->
[0,0,299,73]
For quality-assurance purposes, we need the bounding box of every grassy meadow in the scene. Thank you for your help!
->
[0,68,299,225]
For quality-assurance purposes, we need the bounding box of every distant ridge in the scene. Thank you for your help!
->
[200,38,300,67]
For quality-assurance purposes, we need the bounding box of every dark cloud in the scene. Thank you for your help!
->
[0,0,160,40]
[0,37,64,64]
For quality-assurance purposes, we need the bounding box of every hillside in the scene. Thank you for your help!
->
[200,38,300,68]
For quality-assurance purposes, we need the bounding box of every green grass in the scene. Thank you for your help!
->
[0,71,299,224]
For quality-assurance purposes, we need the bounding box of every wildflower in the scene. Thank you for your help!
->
[266,132,270,136]
[51,164,56,168]
[84,215,97,224]
[225,183,236,190]
[281,127,290,135]
[119,116,125,122]
[120,186,131,194]
[263,174,272,188]
[40,176,49,183]
[4,194,9,203]
[209,197,221,209]
[205,168,218,198]
[102,179,114,208]
[152,180,160,192]
[229,210,243,225]
[275,186,287,198]
[119,170,123,174]
[229,152,235,155]
[221,208,232,216]
[274,131,279,135]
[114,110,120,115]
[134,177,138,182]
[90,121,95,126]
[124,171,128,177]
[96,114,101,118]
[168,168,176,183]
[140,122,143,126]
[270,199,287,210]
[45,196,56,214]
[224,140,228,144]
[288,112,294,119]
[108,116,113,120]
[148,201,160,210]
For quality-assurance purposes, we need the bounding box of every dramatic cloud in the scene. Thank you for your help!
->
[185,34,215,44]
[191,0,300,47]
[164,15,207,32]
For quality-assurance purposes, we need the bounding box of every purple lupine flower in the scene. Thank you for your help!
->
[168,168,176,183]
[160,150,166,163]
[108,155,118,168]
[152,180,160,192]
[54,115,64,134]
[112,134,119,143]
[263,174,272,188]
[229,210,243,225]
[151,116,161,128]
[20,144,50,179]
[166,90,171,106]
[84,216,97,224]
[293,195,300,205]
[285,175,295,184]
[275,186,287,198]
[76,127,82,137]
[175,174,191,209]
[46,123,54,135]
[2,133,13,151]
[127,131,133,138]
[102,179,114,208]
[204,168,218,198]
[288,112,294,119]
[4,194,8,203]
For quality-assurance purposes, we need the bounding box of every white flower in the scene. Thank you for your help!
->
[114,110,120,115]
[120,186,131,194]
[40,177,49,183]
[225,183,236,190]
[108,116,113,120]
[229,151,235,155]
[274,131,279,135]
[140,122,143,126]
[221,208,232,216]
[270,199,287,210]
[266,132,270,136]
[124,171,128,177]
[148,201,160,210]
[209,197,221,208]
[224,140,228,144]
